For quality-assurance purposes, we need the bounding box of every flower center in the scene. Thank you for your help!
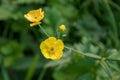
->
[34,16,37,19]
[50,48,54,51]
[47,47,54,54]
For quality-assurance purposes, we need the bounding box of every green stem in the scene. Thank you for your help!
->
[106,61,120,73]
[38,25,49,37]
[38,68,47,80]
[1,54,10,80]
[102,0,119,48]
[100,61,112,79]
[65,46,102,60]
[2,67,10,80]
[109,1,120,11]
[24,54,39,80]
[106,58,120,61]
[57,30,60,39]
[65,46,120,62]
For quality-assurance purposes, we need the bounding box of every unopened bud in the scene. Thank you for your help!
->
[59,25,66,31]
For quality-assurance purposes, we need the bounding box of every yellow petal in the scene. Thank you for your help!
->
[41,49,50,59]
[28,8,44,22]
[24,14,33,22]
[50,51,63,60]
[40,41,49,50]
[56,39,64,50]
[44,37,56,46]
[40,37,64,60]
[30,22,41,27]
[24,8,44,24]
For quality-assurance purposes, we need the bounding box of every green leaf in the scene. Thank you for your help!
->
[44,7,62,26]
[11,57,44,70]
[1,41,23,67]
[53,70,66,80]
[24,55,40,80]
[2,67,10,80]
[0,6,12,20]
[13,0,45,4]
[1,41,23,56]
[107,49,120,61]
[3,56,14,67]
[76,72,94,80]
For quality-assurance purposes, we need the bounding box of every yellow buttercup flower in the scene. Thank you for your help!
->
[59,25,66,31]
[40,37,64,60]
[24,8,44,27]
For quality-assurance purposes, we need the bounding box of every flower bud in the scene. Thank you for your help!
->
[59,25,66,31]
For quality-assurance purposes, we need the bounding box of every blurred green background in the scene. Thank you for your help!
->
[0,0,120,80]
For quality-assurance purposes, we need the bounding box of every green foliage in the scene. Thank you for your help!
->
[1,41,23,67]
[0,0,120,80]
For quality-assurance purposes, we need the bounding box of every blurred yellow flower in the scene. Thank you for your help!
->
[40,37,64,60]
[59,25,66,31]
[24,8,44,27]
